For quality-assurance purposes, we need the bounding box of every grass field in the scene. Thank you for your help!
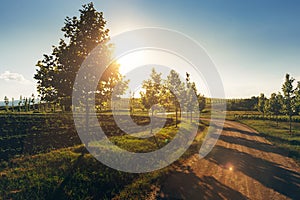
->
[0,112,209,199]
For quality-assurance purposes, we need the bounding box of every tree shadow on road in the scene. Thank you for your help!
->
[206,145,300,199]
[217,134,289,157]
[211,124,259,137]
[159,171,249,200]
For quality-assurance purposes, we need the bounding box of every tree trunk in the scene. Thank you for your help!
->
[151,108,160,148]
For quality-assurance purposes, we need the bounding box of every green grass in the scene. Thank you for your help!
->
[0,145,141,199]
[0,113,209,199]
[238,119,300,163]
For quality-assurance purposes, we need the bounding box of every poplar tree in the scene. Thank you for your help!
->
[282,74,295,134]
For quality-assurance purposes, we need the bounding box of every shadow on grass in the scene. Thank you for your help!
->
[50,151,137,199]
[206,145,300,200]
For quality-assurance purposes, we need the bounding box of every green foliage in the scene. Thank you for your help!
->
[257,93,266,116]
[140,69,205,125]
[294,81,300,115]
[266,93,283,125]
[282,73,295,133]
[140,68,164,113]
[185,73,198,114]
[282,74,295,114]
[226,97,258,111]
[34,3,127,111]
[165,69,186,126]
[235,114,300,122]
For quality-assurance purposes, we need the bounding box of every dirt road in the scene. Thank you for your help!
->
[159,120,300,200]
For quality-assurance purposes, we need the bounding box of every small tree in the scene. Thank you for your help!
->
[31,93,35,111]
[264,99,270,117]
[11,97,14,112]
[268,93,283,126]
[282,74,295,134]
[185,73,199,122]
[258,93,266,119]
[18,95,22,112]
[166,70,185,127]
[24,98,28,112]
[28,97,31,111]
[140,68,163,147]
[4,96,9,112]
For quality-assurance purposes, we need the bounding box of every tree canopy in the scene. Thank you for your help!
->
[34,3,127,110]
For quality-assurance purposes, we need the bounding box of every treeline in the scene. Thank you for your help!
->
[226,97,258,111]
[1,94,68,113]
[237,73,300,133]
[257,74,300,132]
[1,94,38,112]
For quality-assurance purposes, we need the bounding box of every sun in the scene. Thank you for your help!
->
[117,51,148,75]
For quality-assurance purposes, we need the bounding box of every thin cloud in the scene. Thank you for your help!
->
[0,71,27,82]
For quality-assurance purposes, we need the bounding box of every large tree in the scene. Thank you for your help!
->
[35,3,126,111]
[282,73,295,134]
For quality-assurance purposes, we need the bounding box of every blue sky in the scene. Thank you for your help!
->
[0,0,300,99]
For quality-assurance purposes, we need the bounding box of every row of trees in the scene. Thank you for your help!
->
[2,94,36,112]
[140,68,206,127]
[257,74,300,132]
[1,94,63,113]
